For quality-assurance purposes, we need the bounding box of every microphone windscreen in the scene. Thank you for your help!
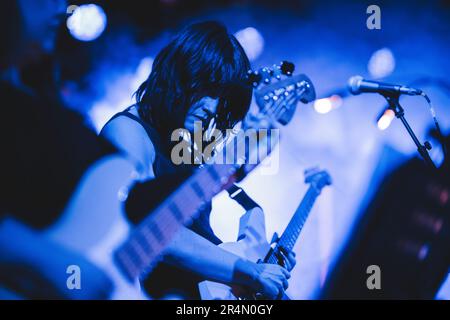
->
[348,75,363,95]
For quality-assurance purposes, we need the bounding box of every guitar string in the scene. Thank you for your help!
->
[278,188,317,248]
[269,187,319,264]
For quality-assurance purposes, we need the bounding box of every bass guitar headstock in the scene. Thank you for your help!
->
[248,61,316,127]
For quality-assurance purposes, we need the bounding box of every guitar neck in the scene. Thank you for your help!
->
[114,163,237,281]
[265,186,320,264]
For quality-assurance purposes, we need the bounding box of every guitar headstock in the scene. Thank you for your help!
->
[304,167,332,192]
[249,61,316,126]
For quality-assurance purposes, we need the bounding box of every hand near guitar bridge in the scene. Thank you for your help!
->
[237,247,296,300]
[233,251,296,300]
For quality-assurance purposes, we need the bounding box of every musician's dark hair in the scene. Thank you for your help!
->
[135,21,252,147]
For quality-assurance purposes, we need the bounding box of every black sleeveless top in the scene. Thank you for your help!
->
[101,107,222,299]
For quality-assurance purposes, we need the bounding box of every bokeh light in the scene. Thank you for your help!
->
[67,4,107,42]
[377,108,395,130]
[368,48,396,79]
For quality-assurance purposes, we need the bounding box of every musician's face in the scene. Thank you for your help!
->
[184,96,220,133]
[17,0,67,53]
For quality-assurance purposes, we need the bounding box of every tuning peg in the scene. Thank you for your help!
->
[247,70,262,87]
[280,61,295,76]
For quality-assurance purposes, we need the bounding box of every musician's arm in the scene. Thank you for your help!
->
[163,227,250,283]
[101,116,156,180]
[163,227,290,296]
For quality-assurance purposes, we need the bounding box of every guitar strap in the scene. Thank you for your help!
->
[226,184,260,211]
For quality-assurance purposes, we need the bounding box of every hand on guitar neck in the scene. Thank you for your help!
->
[253,249,297,298]
[199,169,331,300]
[273,246,297,271]
[231,259,293,300]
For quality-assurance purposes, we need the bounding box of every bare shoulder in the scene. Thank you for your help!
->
[100,115,156,174]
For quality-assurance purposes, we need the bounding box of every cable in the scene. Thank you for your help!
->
[421,92,448,164]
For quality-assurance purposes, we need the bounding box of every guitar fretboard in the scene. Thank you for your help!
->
[265,186,319,264]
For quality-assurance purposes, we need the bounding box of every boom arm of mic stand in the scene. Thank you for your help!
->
[383,93,436,169]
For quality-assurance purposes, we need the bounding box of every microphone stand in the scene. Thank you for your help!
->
[383,92,436,169]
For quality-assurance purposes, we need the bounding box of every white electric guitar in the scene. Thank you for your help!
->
[199,168,332,300]
[43,154,247,299]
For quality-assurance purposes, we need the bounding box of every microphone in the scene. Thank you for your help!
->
[348,76,423,96]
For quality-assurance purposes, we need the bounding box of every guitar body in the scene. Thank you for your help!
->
[199,207,271,300]
[42,155,149,300]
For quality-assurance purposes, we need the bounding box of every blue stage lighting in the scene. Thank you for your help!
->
[234,27,264,61]
[67,4,107,42]
[368,48,396,79]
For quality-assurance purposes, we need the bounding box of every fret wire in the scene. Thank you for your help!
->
[168,201,184,221]
[141,175,215,239]
[115,248,139,279]
[119,207,190,276]
[277,187,319,252]
[267,187,324,264]
[138,169,209,230]
[124,239,152,274]
[190,180,205,199]
[129,238,150,266]
[138,225,157,254]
